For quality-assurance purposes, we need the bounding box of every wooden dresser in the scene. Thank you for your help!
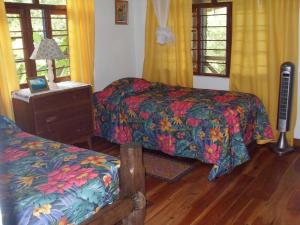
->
[12,83,93,147]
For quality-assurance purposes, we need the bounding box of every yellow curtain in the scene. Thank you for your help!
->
[143,0,193,87]
[0,0,19,119]
[67,0,94,86]
[230,0,299,145]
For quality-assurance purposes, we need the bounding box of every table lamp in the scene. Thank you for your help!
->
[30,38,65,88]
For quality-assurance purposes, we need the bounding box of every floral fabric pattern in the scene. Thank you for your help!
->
[0,116,120,225]
[94,78,274,180]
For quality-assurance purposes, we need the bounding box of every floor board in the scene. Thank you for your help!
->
[88,137,300,225]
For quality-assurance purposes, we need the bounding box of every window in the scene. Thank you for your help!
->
[192,0,232,77]
[5,0,69,88]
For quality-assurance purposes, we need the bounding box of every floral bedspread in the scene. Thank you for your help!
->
[0,116,120,225]
[94,78,273,180]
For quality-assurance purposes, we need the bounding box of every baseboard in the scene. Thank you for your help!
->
[294,139,300,147]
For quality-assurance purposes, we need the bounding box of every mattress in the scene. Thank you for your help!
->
[0,116,120,225]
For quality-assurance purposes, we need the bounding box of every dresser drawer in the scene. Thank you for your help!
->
[34,103,92,134]
[36,114,93,142]
[32,87,91,111]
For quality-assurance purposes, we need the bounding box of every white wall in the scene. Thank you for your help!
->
[94,0,137,91]
[193,76,229,90]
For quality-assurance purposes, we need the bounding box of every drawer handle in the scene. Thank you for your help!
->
[46,116,57,123]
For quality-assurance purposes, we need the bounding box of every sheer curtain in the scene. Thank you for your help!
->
[67,0,95,86]
[143,0,193,87]
[152,0,175,45]
[0,0,19,119]
[230,0,299,145]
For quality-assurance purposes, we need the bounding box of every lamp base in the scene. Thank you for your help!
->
[48,82,59,89]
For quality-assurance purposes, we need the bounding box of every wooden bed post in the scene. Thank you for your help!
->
[120,144,146,225]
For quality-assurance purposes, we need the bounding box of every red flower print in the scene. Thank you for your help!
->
[124,96,147,111]
[223,108,240,134]
[168,90,190,98]
[0,148,28,163]
[177,132,185,139]
[133,79,152,92]
[263,126,274,139]
[103,174,112,187]
[187,118,200,127]
[113,126,132,144]
[157,134,176,155]
[38,165,98,193]
[170,101,193,117]
[70,168,98,187]
[140,111,150,120]
[15,132,33,138]
[64,146,86,153]
[38,180,73,194]
[204,144,222,164]
[214,95,237,103]
[48,165,81,181]
[95,87,115,104]
[244,124,254,144]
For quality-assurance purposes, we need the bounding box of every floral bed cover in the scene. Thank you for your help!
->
[94,78,273,180]
[0,116,120,225]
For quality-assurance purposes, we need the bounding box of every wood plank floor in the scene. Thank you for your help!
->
[89,137,300,225]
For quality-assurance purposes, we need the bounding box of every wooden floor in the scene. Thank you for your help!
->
[89,138,300,225]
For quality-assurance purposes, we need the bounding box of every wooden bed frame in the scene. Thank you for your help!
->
[81,144,146,225]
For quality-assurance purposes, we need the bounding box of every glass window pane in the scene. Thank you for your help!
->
[205,49,226,57]
[18,73,27,84]
[206,27,226,40]
[31,18,44,31]
[16,62,26,74]
[55,59,69,68]
[36,60,47,71]
[37,70,48,77]
[13,49,24,60]
[7,14,21,31]
[10,31,22,38]
[33,32,45,45]
[52,30,68,36]
[30,9,43,17]
[51,18,67,30]
[40,0,66,5]
[56,67,69,77]
[59,45,69,55]
[53,35,68,46]
[12,38,23,49]
[206,14,227,26]
[203,63,226,74]
[206,40,226,49]
[5,0,33,3]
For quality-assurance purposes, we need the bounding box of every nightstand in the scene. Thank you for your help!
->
[12,81,93,148]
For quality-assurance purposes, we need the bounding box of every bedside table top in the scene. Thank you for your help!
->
[12,81,90,103]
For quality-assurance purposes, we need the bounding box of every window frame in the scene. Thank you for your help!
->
[192,0,232,78]
[5,0,69,88]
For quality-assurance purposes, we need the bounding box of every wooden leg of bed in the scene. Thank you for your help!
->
[120,144,146,225]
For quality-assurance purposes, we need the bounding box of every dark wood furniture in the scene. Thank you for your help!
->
[82,144,146,225]
[12,85,93,147]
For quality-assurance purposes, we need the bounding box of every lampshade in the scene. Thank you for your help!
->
[30,38,65,60]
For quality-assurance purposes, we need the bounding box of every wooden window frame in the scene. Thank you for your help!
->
[5,0,69,88]
[192,0,232,78]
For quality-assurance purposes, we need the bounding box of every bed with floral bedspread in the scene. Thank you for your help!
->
[93,78,273,180]
[0,116,120,225]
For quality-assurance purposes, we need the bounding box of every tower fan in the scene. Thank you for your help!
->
[272,62,295,156]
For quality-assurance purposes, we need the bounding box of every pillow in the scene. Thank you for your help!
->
[94,78,154,105]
